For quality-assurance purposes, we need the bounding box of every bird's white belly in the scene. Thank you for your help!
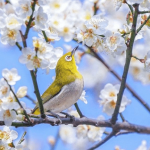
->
[43,78,84,113]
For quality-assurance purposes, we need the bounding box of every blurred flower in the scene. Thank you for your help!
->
[0,78,10,98]
[2,68,21,85]
[136,140,147,150]
[79,90,87,104]
[59,125,76,144]
[15,0,32,19]
[48,136,55,145]
[126,0,144,5]
[16,86,27,98]
[5,14,23,30]
[34,7,48,30]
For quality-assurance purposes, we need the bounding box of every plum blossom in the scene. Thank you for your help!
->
[99,83,130,116]
[0,78,10,98]
[84,15,108,35]
[0,28,22,46]
[2,68,21,85]
[16,86,27,98]
[0,109,17,126]
[15,0,32,18]
[5,14,23,30]
[34,7,48,30]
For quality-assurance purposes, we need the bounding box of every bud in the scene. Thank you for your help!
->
[48,136,55,145]
[17,114,25,121]
[17,86,27,98]
[126,12,133,24]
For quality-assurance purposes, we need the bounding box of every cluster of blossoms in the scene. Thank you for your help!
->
[76,14,127,57]
[19,37,63,72]
[0,126,29,150]
[58,110,105,149]
[99,83,130,116]
[0,68,28,126]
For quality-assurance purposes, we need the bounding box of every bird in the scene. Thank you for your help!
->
[32,46,84,115]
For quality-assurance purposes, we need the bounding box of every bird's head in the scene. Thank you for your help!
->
[56,46,78,74]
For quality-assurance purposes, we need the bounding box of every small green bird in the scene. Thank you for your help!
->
[32,46,84,115]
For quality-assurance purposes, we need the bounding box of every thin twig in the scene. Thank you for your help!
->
[120,113,126,122]
[126,2,133,15]
[88,131,115,150]
[139,11,150,14]
[137,15,150,33]
[42,31,48,42]
[18,131,27,144]
[4,79,31,124]
[25,95,36,104]
[16,42,22,51]
[111,4,139,124]
[24,0,36,39]
[74,103,84,118]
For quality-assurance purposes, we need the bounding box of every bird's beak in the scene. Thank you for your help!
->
[71,45,79,57]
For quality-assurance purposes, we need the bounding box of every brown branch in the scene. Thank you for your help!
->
[5,117,150,135]
[88,131,116,150]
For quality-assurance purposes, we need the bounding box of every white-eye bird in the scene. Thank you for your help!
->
[32,46,84,115]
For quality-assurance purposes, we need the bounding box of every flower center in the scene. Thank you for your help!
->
[54,3,60,8]
[110,100,116,108]
[8,18,19,26]
[109,92,116,97]
[110,36,117,45]
[63,27,69,33]
[1,87,8,95]
[7,30,16,40]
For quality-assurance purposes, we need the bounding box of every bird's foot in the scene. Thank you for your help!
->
[60,112,75,121]
[47,111,62,125]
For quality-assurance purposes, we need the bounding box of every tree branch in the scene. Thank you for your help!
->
[137,15,150,33]
[3,117,150,135]
[88,131,115,150]
[111,4,139,124]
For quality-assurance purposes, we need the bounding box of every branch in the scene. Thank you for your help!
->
[137,15,150,33]
[18,131,27,144]
[25,95,36,104]
[126,2,133,15]
[139,11,150,14]
[42,31,48,42]
[30,71,45,118]
[24,0,36,39]
[4,117,150,135]
[88,131,115,150]
[88,48,150,113]
[16,42,22,51]
[111,4,139,124]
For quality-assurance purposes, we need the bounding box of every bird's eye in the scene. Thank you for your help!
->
[65,55,72,61]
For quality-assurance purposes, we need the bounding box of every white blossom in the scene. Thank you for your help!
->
[99,83,130,116]
[15,0,32,18]
[5,14,23,30]
[2,68,21,85]
[136,140,147,150]
[16,86,27,98]
[0,140,10,150]
[79,90,87,104]
[59,125,76,144]
[85,15,108,35]
[2,126,18,143]
[0,78,10,98]
[0,28,22,46]
[34,7,48,30]
[0,109,17,126]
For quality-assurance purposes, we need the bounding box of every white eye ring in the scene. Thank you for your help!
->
[65,55,72,61]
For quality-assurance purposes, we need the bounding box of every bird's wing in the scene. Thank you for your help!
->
[32,80,62,114]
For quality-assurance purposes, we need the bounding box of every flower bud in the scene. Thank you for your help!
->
[16,86,27,98]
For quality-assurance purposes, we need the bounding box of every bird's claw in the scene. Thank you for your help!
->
[48,111,62,125]
[60,112,75,121]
